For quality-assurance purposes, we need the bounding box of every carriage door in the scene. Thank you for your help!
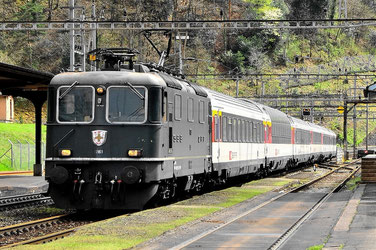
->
[212,110,222,163]
[167,92,174,154]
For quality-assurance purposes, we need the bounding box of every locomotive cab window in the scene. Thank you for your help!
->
[57,86,94,123]
[107,86,147,123]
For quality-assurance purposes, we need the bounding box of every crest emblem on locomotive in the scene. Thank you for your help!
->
[92,130,107,146]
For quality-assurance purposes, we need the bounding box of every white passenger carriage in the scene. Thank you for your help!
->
[207,89,336,177]
[207,89,268,178]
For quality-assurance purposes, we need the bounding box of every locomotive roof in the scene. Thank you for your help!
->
[50,71,167,87]
[50,70,208,97]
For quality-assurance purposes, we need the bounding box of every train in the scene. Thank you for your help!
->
[45,49,336,210]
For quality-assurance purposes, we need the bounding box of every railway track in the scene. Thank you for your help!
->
[171,160,360,250]
[0,210,129,248]
[0,212,101,249]
[0,171,33,176]
[0,193,53,211]
[269,160,360,250]
[0,214,72,248]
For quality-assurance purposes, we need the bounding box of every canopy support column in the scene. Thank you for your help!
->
[31,98,45,176]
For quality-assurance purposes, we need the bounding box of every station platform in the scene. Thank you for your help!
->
[0,175,48,197]
[322,183,376,250]
[136,182,376,250]
[278,183,376,250]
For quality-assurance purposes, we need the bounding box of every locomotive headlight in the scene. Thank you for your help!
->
[59,149,72,157]
[96,86,106,95]
[128,149,142,157]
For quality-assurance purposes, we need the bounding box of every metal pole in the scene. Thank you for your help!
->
[8,139,13,169]
[69,0,75,71]
[26,140,30,170]
[343,101,348,160]
[91,1,97,71]
[353,106,357,158]
[34,101,43,176]
[353,76,357,158]
[179,38,183,75]
[366,103,369,150]
[81,15,86,72]
[17,139,22,170]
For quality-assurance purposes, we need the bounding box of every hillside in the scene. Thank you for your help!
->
[1,0,376,148]
[13,97,47,124]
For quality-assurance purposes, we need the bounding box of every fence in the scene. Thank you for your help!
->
[0,140,46,171]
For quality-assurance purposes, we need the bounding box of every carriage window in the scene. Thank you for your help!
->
[214,115,220,141]
[239,120,244,141]
[223,116,227,142]
[107,86,147,123]
[199,100,205,124]
[187,98,194,122]
[245,121,249,142]
[174,94,182,121]
[57,86,94,123]
[242,121,247,142]
[237,119,241,142]
[233,119,237,142]
[228,118,232,142]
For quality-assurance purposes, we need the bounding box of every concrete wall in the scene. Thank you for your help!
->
[0,95,14,122]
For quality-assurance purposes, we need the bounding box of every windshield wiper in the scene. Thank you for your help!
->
[125,81,144,100]
[59,81,79,100]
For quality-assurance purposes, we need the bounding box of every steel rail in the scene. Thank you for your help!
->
[1,228,75,248]
[0,193,53,211]
[268,163,360,250]
[0,214,70,248]
[171,160,359,250]
[292,160,360,192]
[0,213,131,248]
[0,171,33,176]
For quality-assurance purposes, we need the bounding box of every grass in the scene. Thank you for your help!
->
[346,176,361,191]
[17,177,295,250]
[0,123,46,171]
[307,241,325,249]
[307,245,324,250]
[307,232,333,250]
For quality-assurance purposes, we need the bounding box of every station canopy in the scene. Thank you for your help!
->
[0,62,54,176]
[0,62,54,97]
